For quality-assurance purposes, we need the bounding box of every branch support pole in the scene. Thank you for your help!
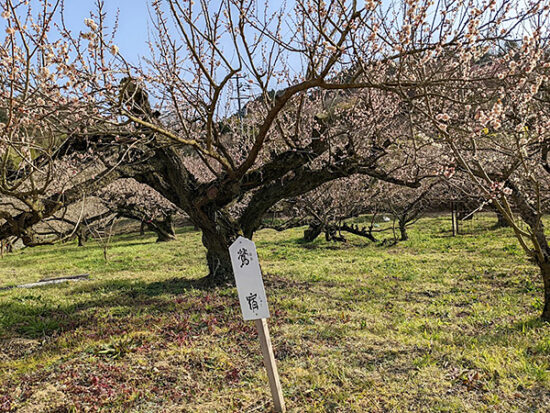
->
[451,202,458,237]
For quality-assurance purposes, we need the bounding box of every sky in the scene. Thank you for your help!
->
[1,0,289,113]
[62,0,151,63]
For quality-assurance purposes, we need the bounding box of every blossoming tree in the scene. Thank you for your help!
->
[1,0,546,289]
[404,2,550,319]
[98,0,543,284]
[0,0,126,246]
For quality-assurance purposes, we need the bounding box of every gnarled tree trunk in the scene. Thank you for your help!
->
[399,220,408,241]
[509,185,550,322]
[140,221,146,236]
[303,221,323,242]
[77,226,88,247]
[149,215,176,242]
[194,208,241,285]
[203,233,235,285]
[541,262,550,322]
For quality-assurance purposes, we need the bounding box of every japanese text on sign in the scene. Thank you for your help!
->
[229,236,270,320]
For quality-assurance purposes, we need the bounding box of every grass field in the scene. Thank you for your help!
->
[0,215,549,412]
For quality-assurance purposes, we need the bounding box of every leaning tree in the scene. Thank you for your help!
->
[404,3,550,319]
[281,176,381,243]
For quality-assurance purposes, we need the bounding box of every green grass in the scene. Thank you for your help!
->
[0,215,549,412]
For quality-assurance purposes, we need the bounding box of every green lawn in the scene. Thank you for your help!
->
[0,215,549,412]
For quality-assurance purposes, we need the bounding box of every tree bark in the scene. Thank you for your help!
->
[77,228,87,247]
[203,238,234,285]
[338,222,377,242]
[507,183,550,322]
[129,147,239,284]
[541,262,550,322]
[303,221,323,242]
[195,208,241,285]
[399,220,408,241]
[151,215,176,242]
[325,225,346,242]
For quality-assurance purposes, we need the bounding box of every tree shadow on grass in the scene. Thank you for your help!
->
[72,275,213,297]
[0,275,221,340]
[2,241,157,267]
[266,235,371,251]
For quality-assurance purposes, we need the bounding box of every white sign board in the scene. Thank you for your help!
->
[229,236,270,320]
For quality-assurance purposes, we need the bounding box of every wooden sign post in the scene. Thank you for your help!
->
[229,236,286,413]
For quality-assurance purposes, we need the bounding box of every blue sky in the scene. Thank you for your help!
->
[62,0,151,63]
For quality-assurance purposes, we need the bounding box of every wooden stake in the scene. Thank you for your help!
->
[451,202,457,236]
[255,318,285,413]
[229,237,285,412]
